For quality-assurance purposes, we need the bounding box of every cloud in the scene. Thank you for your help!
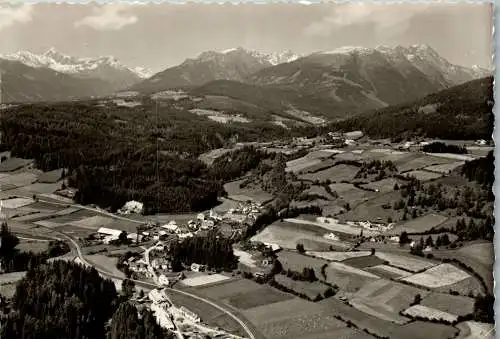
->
[304,4,428,37]
[0,4,33,32]
[75,5,138,31]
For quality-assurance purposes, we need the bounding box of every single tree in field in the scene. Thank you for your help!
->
[425,236,434,248]
[296,243,305,254]
[371,248,376,256]
[412,294,422,306]
[399,231,410,245]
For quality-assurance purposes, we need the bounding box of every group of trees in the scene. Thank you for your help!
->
[422,142,468,154]
[208,146,269,181]
[355,160,397,180]
[455,217,494,242]
[0,260,169,339]
[168,231,237,271]
[0,222,71,273]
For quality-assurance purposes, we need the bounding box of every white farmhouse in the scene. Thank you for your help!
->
[158,275,170,286]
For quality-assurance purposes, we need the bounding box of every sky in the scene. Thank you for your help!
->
[0,3,493,73]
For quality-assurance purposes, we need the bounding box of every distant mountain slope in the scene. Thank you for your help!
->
[0,59,115,103]
[131,47,301,93]
[248,45,489,109]
[2,48,151,91]
[329,76,493,140]
[189,79,381,121]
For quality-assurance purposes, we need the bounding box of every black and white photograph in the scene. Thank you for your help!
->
[0,2,495,339]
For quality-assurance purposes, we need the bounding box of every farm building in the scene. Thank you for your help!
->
[190,263,205,272]
[97,227,122,237]
[162,221,179,233]
[197,213,205,221]
[169,306,200,323]
[158,275,170,286]
[263,242,281,252]
[120,200,143,214]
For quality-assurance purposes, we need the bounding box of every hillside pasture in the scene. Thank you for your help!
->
[1,198,34,209]
[397,155,452,173]
[306,251,372,262]
[0,271,26,298]
[37,168,63,183]
[251,221,351,251]
[277,251,329,279]
[283,217,378,236]
[0,158,33,172]
[20,182,62,195]
[423,153,475,161]
[223,180,273,204]
[299,158,336,174]
[335,186,379,209]
[334,152,363,162]
[273,275,332,301]
[342,255,387,268]
[402,305,457,323]
[324,262,380,292]
[360,178,401,193]
[181,274,231,287]
[350,279,427,324]
[242,298,360,339]
[456,321,494,339]
[387,321,458,339]
[374,252,436,272]
[0,172,38,187]
[55,224,95,238]
[404,170,443,181]
[15,238,49,254]
[421,292,475,317]
[286,158,323,174]
[225,285,293,310]
[68,215,116,231]
[388,213,448,234]
[457,242,494,267]
[401,263,470,288]
[366,265,413,279]
[298,164,359,183]
[195,278,268,301]
[300,185,335,200]
[339,191,401,222]
[424,161,465,174]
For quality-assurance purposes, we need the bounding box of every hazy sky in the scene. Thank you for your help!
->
[0,3,493,72]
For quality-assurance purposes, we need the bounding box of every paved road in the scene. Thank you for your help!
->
[45,216,257,339]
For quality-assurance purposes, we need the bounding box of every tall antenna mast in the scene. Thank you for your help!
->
[0,71,3,106]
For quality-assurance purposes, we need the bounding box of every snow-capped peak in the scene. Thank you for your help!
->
[1,48,153,79]
[208,47,301,65]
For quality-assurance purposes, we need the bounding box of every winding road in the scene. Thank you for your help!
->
[18,195,258,339]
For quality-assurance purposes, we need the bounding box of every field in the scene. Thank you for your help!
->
[334,152,363,162]
[286,158,323,174]
[21,182,62,194]
[55,224,95,238]
[324,262,380,292]
[37,169,63,183]
[388,213,448,234]
[361,178,401,193]
[213,198,241,213]
[1,197,34,209]
[456,321,494,339]
[298,164,359,183]
[283,217,378,236]
[0,172,38,187]
[405,170,443,181]
[374,252,436,272]
[349,279,428,324]
[457,242,494,266]
[423,161,465,174]
[84,254,125,278]
[242,298,372,339]
[424,153,475,161]
[401,263,470,288]
[277,251,329,279]
[334,187,379,210]
[251,222,351,251]
[387,321,458,339]
[299,158,336,174]
[402,305,457,323]
[366,265,413,279]
[15,238,50,253]
[342,255,387,268]
[168,290,249,338]
[339,191,402,222]
[306,251,372,262]
[0,158,33,172]
[69,215,116,230]
[182,274,231,287]
[225,286,292,310]
[274,275,331,300]
[300,185,335,200]
[234,249,258,268]
[223,180,274,204]
[0,271,26,299]
[397,155,452,173]
[420,292,474,317]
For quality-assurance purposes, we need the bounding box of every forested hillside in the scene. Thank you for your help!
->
[328,77,493,140]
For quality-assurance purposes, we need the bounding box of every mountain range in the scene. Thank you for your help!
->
[0,48,152,102]
[0,45,491,119]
